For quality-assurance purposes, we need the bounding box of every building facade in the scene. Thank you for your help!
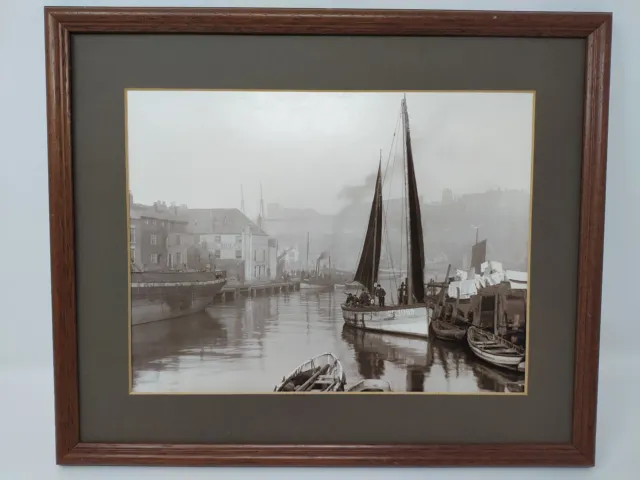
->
[187,208,277,282]
[129,200,189,271]
[167,231,195,270]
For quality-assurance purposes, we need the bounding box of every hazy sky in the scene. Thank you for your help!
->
[127,90,534,218]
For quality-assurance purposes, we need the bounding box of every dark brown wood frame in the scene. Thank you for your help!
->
[45,7,611,467]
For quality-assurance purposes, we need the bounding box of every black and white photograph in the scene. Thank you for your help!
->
[127,90,534,394]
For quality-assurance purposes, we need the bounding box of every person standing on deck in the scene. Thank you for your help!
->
[398,282,406,305]
[359,290,370,307]
[376,284,386,307]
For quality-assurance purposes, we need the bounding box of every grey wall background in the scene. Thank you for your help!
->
[0,0,638,478]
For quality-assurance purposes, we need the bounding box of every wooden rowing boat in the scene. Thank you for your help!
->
[347,379,392,392]
[274,353,346,392]
[430,318,468,341]
[467,326,525,371]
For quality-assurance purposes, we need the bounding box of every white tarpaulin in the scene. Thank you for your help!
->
[505,270,528,283]
[510,281,528,290]
[455,269,468,281]
[448,279,478,299]
[488,261,504,273]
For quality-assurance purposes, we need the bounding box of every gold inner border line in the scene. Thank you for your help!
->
[125,88,536,396]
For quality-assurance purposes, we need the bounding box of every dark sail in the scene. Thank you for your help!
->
[353,162,383,293]
[471,239,487,274]
[402,96,426,303]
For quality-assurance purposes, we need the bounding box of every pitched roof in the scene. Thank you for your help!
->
[131,203,189,222]
[186,208,268,236]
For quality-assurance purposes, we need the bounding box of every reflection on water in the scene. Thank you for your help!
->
[131,290,524,393]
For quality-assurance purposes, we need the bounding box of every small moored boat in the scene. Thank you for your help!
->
[335,280,363,291]
[347,379,392,392]
[467,326,525,371]
[431,318,468,341]
[274,353,346,392]
[300,280,334,290]
[427,266,469,342]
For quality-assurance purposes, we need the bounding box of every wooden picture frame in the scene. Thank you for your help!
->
[45,7,611,467]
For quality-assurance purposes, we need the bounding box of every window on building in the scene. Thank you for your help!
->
[176,235,181,246]
[176,252,182,265]
[235,250,241,259]
[235,235,241,244]
[145,219,149,224]
[152,220,157,225]
[215,250,221,259]
[214,235,221,243]
[130,226,135,244]
[150,234,157,245]
[150,253,158,264]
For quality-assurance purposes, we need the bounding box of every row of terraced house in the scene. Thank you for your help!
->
[129,196,278,283]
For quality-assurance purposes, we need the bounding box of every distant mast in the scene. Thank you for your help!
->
[257,182,265,230]
[306,232,310,272]
[260,182,265,219]
[240,184,245,214]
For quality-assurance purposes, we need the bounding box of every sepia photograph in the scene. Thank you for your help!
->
[126,89,534,395]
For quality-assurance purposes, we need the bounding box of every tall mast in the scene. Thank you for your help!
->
[402,96,413,302]
[402,94,426,304]
[240,184,245,214]
[371,151,382,290]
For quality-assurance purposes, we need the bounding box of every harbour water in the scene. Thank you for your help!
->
[131,289,525,394]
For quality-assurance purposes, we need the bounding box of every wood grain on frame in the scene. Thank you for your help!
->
[44,7,611,467]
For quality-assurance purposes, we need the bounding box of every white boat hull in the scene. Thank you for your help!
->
[347,379,392,392]
[467,343,523,369]
[467,327,525,371]
[300,282,331,290]
[274,352,346,392]
[341,304,432,339]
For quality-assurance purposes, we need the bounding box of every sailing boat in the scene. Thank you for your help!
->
[300,235,339,290]
[340,95,432,339]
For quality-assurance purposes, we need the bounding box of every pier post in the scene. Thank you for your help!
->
[220,292,226,303]
[251,288,256,297]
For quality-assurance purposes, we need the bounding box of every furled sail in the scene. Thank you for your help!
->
[353,161,383,293]
[402,96,426,304]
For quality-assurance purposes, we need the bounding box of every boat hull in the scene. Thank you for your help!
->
[300,282,334,290]
[274,352,346,392]
[341,304,432,339]
[430,319,468,342]
[131,274,227,326]
[467,326,525,371]
[347,379,392,392]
